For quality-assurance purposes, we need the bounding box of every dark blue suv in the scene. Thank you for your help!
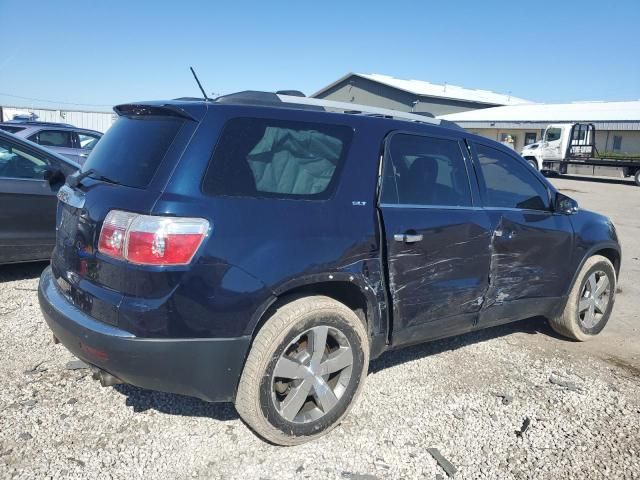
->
[38,92,621,445]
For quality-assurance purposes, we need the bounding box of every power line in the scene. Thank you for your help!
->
[0,92,112,108]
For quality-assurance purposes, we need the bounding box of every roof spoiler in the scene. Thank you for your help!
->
[113,104,197,121]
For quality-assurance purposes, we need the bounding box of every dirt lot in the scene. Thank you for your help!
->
[0,175,639,480]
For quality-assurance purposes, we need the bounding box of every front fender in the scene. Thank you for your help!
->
[564,209,621,299]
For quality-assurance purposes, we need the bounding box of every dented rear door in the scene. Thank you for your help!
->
[379,132,492,345]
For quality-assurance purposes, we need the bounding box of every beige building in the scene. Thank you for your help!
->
[439,101,640,155]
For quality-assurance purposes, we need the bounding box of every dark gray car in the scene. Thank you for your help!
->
[0,121,102,165]
[0,130,78,264]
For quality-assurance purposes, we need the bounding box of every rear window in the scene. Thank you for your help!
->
[0,125,26,134]
[82,116,183,188]
[203,117,353,199]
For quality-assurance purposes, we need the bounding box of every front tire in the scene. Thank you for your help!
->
[235,295,369,445]
[549,255,616,341]
[634,169,640,187]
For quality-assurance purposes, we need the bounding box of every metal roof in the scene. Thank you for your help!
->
[439,100,640,123]
[313,73,532,106]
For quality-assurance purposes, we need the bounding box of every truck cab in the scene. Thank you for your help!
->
[522,123,593,168]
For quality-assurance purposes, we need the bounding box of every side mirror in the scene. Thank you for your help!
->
[555,192,578,215]
[43,166,66,186]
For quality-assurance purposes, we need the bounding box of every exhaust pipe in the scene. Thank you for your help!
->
[91,367,124,387]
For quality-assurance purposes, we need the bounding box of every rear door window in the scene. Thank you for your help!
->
[203,117,353,199]
[381,133,472,207]
[82,116,183,188]
[30,129,73,148]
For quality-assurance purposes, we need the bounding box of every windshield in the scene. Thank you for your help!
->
[82,115,183,188]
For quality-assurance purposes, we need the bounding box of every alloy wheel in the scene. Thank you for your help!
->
[578,270,611,329]
[271,325,354,424]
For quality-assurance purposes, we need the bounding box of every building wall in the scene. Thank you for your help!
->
[467,127,640,156]
[596,130,640,154]
[467,128,544,152]
[314,76,496,116]
[0,106,116,132]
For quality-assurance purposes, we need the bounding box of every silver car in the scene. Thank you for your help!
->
[0,121,102,165]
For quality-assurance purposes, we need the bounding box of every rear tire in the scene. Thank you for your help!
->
[235,295,369,445]
[634,169,640,187]
[549,255,616,341]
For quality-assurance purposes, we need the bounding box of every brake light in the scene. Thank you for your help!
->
[98,210,209,266]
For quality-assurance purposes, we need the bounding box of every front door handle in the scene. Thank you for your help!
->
[394,233,423,243]
[495,229,517,240]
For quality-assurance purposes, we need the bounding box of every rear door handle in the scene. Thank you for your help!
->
[394,233,423,243]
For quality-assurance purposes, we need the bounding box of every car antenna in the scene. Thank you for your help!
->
[190,66,210,101]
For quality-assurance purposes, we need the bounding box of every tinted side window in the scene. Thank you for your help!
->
[203,118,353,199]
[381,134,472,207]
[0,138,51,179]
[31,130,73,148]
[476,144,550,210]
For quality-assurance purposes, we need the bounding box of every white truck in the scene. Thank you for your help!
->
[521,123,640,186]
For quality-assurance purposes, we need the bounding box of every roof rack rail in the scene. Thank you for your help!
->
[3,120,75,128]
[276,94,441,125]
[210,90,442,126]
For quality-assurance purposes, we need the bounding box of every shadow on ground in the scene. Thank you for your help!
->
[0,261,48,284]
[115,316,562,421]
[549,174,635,188]
[369,316,561,374]
[114,384,240,421]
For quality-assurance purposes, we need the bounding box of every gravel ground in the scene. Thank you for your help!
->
[1,176,640,479]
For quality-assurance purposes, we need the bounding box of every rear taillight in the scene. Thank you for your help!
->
[98,210,209,266]
[97,210,137,260]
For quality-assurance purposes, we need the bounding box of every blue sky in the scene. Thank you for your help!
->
[0,0,638,111]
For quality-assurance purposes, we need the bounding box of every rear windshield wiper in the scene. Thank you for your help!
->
[68,168,121,187]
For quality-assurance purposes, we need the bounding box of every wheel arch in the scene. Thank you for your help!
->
[563,242,621,305]
[245,274,387,357]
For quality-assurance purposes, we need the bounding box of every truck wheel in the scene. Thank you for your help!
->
[235,295,369,445]
[634,169,640,187]
[549,255,616,341]
[527,159,538,171]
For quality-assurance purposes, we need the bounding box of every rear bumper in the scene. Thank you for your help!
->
[38,266,250,402]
